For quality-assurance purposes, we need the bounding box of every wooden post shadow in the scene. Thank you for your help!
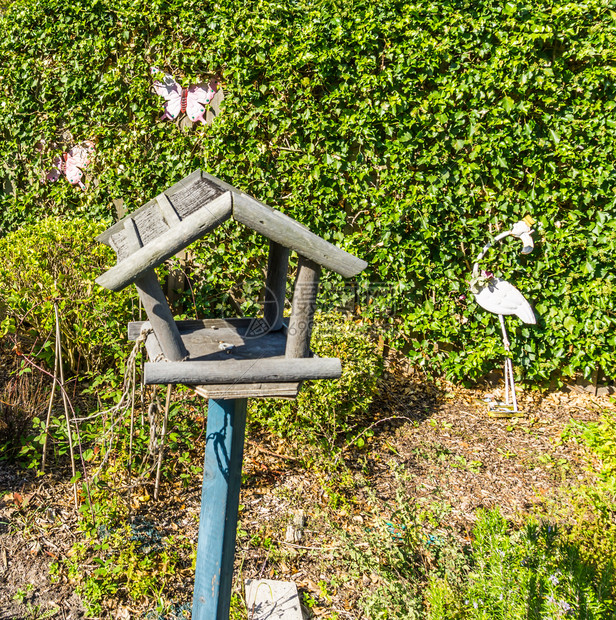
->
[193,398,247,620]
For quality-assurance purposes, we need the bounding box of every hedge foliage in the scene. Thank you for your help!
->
[1,0,615,383]
[0,218,136,374]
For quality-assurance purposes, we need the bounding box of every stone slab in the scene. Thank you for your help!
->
[245,579,304,620]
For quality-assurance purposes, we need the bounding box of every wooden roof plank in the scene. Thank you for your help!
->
[96,192,233,291]
[97,169,366,283]
[156,192,181,226]
[97,170,231,246]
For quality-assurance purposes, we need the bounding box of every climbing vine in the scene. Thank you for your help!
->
[1,0,615,383]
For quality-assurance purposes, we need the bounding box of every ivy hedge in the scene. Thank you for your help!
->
[1,0,615,384]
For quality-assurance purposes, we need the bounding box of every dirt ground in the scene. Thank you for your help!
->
[0,359,611,619]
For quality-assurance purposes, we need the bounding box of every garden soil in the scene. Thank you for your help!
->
[0,355,611,619]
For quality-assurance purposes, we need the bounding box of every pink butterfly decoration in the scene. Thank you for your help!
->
[151,67,218,125]
[45,141,95,190]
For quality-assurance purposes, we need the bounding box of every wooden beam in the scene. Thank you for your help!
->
[191,383,300,399]
[96,191,233,291]
[134,274,188,361]
[144,357,341,385]
[123,218,188,362]
[192,398,247,619]
[232,193,367,278]
[285,257,320,359]
[263,241,289,332]
[156,192,181,226]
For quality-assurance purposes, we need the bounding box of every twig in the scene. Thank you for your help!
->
[246,439,300,462]
[55,304,78,509]
[54,305,97,529]
[334,415,415,466]
[278,541,342,550]
[41,335,59,472]
[128,362,136,516]
[105,478,156,492]
[154,384,172,500]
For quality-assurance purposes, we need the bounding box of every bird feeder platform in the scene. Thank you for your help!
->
[96,169,366,400]
[128,317,341,399]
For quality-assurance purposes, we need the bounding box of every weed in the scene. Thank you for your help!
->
[338,474,615,620]
[12,583,34,604]
[461,511,613,619]
[560,409,616,571]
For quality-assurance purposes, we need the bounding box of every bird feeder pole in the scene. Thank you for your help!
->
[94,170,367,617]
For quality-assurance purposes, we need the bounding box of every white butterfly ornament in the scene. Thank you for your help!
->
[150,67,218,125]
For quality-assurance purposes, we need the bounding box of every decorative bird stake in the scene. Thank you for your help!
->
[470,216,536,414]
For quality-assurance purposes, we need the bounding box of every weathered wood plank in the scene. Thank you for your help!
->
[96,192,233,291]
[123,217,143,247]
[123,220,188,361]
[192,398,246,620]
[128,318,261,341]
[129,317,289,361]
[285,257,320,359]
[97,170,221,245]
[101,173,232,261]
[129,320,303,397]
[232,193,367,278]
[191,383,300,399]
[144,357,341,385]
[263,241,289,332]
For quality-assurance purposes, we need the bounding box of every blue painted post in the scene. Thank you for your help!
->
[192,398,247,620]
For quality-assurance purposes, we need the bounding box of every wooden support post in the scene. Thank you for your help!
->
[124,217,188,362]
[285,256,320,358]
[263,241,289,332]
[192,398,247,620]
[134,274,188,361]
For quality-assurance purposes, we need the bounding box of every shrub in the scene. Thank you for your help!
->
[249,312,382,461]
[432,509,615,620]
[560,409,616,572]
[0,217,136,375]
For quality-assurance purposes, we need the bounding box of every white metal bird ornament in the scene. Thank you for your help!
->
[469,216,536,413]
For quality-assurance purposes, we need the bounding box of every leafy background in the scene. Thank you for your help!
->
[1,0,615,384]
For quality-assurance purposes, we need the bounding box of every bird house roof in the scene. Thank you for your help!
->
[96,169,367,291]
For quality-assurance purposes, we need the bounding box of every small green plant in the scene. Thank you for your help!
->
[338,471,615,620]
[249,312,382,465]
[64,521,190,616]
[560,409,616,570]
[12,583,34,604]
[425,509,615,620]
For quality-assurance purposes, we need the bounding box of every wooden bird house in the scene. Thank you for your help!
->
[96,170,367,399]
